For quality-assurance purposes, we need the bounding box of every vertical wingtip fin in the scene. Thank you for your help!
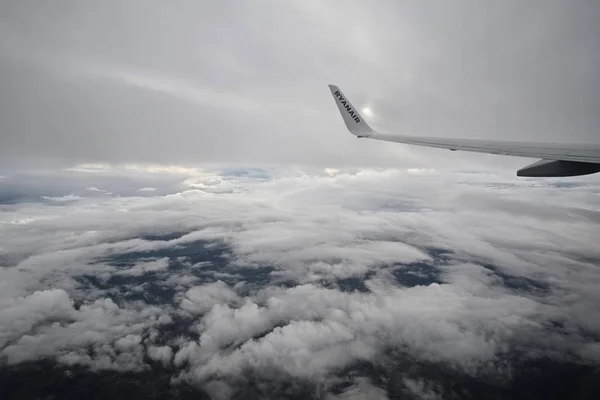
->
[328,85,374,137]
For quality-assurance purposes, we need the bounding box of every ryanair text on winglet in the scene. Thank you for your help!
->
[334,90,361,123]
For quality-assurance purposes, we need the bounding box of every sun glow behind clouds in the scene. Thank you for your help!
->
[362,107,373,117]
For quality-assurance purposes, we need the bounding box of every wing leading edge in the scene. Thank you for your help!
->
[328,84,600,177]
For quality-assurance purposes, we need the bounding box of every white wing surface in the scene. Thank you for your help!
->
[329,85,600,177]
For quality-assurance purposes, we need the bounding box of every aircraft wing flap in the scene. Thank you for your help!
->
[567,149,600,159]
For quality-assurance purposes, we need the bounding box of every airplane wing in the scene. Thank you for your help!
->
[329,84,600,177]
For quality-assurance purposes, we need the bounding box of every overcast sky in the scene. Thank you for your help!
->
[1,0,599,169]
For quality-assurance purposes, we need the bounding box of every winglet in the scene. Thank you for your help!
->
[328,85,374,137]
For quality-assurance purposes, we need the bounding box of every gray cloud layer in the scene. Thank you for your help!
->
[1,166,599,398]
[1,1,599,168]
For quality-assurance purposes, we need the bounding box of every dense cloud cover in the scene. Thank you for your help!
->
[1,166,599,398]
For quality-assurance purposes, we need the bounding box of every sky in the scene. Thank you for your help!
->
[1,0,599,170]
[1,1,600,399]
